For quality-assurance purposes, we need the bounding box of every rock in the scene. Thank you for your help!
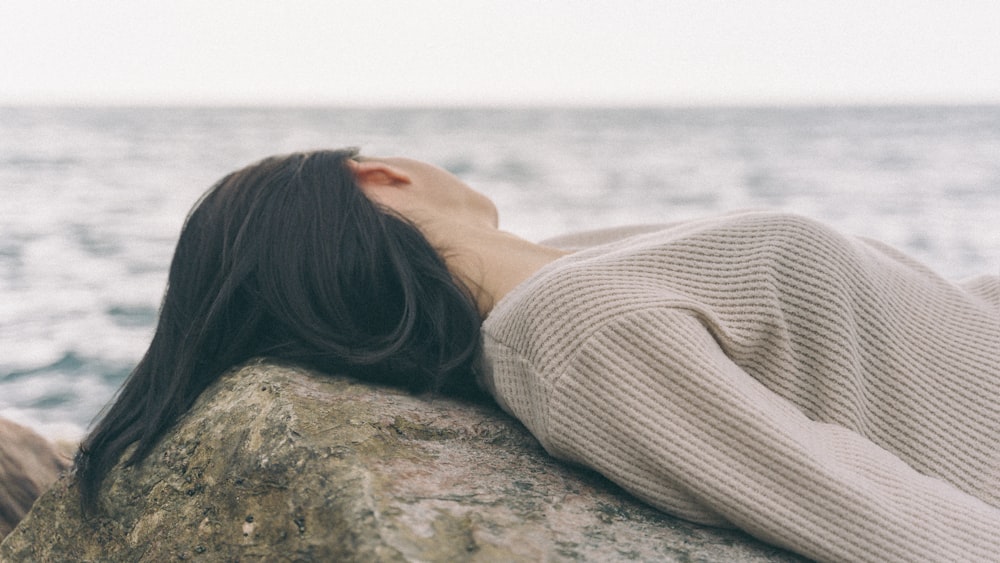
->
[1,360,805,562]
[0,418,70,541]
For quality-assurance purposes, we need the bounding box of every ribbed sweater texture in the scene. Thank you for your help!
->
[480,211,1000,563]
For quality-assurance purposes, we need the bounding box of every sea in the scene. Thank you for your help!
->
[2,105,998,441]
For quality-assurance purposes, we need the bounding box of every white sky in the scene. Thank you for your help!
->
[1,0,999,106]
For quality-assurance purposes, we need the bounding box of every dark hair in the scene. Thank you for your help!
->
[74,149,483,512]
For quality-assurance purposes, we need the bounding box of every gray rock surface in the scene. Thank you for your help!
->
[0,418,69,541]
[2,360,805,562]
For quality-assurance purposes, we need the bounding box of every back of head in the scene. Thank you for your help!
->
[75,149,483,512]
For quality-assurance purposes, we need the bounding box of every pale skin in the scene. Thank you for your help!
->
[346,157,569,317]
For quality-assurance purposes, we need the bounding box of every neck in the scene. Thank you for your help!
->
[422,220,570,317]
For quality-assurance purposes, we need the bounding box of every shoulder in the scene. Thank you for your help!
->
[482,210,876,369]
[482,239,694,375]
[481,304,710,449]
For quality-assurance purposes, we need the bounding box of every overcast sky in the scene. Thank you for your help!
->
[2,0,999,106]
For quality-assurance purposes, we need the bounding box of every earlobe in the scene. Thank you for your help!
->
[345,159,412,187]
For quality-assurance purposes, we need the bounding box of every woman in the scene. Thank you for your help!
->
[77,149,999,562]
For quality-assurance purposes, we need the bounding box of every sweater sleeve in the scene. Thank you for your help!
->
[547,308,1000,563]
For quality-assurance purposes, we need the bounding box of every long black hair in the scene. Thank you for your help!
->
[75,149,483,511]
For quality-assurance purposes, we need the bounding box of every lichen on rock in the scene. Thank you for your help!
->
[1,360,805,562]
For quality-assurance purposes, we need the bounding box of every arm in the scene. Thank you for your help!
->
[547,309,1000,563]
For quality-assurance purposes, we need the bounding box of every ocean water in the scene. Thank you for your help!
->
[1,106,998,441]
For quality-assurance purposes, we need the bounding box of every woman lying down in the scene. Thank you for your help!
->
[76,150,999,562]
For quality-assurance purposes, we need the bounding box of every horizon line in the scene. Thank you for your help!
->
[4,100,1000,110]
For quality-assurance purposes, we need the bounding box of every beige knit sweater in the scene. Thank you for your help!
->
[479,211,1000,563]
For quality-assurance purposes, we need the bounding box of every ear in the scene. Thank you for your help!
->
[345,159,412,188]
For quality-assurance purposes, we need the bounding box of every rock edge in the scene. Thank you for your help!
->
[1,360,804,562]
